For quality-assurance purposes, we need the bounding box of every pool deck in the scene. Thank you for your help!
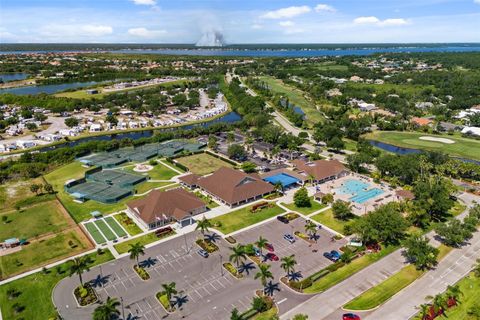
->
[316,173,397,216]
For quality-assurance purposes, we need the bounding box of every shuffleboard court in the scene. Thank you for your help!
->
[105,216,127,237]
[94,219,117,241]
[84,222,107,244]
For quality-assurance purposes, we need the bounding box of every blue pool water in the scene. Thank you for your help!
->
[336,179,384,204]
[263,173,300,188]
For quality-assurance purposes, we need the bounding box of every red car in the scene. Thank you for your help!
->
[343,313,361,320]
[265,253,279,261]
[265,243,274,252]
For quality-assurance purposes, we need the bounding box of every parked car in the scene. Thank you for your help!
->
[197,249,209,258]
[348,238,363,247]
[277,216,289,224]
[265,253,279,261]
[342,313,361,320]
[323,250,341,262]
[265,243,274,252]
[253,246,261,256]
[283,234,296,243]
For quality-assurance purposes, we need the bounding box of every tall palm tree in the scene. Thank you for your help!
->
[68,256,92,288]
[418,303,431,320]
[195,217,212,237]
[280,255,297,278]
[473,258,480,278]
[255,236,268,256]
[229,245,247,268]
[445,284,463,304]
[128,242,145,268]
[432,294,448,316]
[304,221,317,238]
[92,296,121,320]
[254,264,273,292]
[161,282,178,310]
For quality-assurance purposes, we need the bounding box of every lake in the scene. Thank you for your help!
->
[0,81,100,95]
[0,73,29,82]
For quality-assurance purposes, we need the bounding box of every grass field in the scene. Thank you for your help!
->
[114,231,176,254]
[44,162,134,222]
[344,245,452,310]
[176,153,234,176]
[0,200,69,240]
[310,209,356,234]
[0,178,44,212]
[134,181,175,194]
[0,229,92,279]
[364,131,480,161]
[282,197,326,215]
[259,75,324,126]
[304,245,398,293]
[210,203,285,235]
[347,82,435,96]
[122,162,178,180]
[105,216,127,237]
[114,212,143,236]
[84,222,107,244]
[0,249,114,320]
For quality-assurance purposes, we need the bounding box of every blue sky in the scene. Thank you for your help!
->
[1,0,480,43]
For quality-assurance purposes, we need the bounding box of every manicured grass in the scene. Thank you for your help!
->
[0,200,69,240]
[347,82,435,96]
[304,245,398,293]
[193,190,220,208]
[84,222,107,244]
[310,208,355,234]
[0,249,114,320]
[94,219,117,241]
[259,75,324,126]
[0,229,91,279]
[114,231,176,254]
[449,201,467,217]
[282,197,326,215]
[45,162,134,222]
[210,203,285,234]
[253,307,278,320]
[105,216,127,237]
[364,131,480,161]
[344,245,453,310]
[176,153,234,175]
[114,212,143,236]
[134,181,174,194]
[122,162,178,180]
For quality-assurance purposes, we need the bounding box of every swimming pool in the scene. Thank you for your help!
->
[263,173,300,188]
[335,179,384,204]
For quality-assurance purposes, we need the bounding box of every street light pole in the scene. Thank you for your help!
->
[120,296,125,320]
[184,233,188,254]
[99,265,103,287]
[220,254,223,276]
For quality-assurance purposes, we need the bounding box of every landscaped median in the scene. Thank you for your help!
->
[223,262,243,279]
[343,244,453,311]
[114,230,176,254]
[210,203,285,234]
[114,212,143,236]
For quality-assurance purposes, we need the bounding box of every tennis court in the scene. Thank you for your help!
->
[105,216,127,237]
[88,170,146,187]
[84,222,107,244]
[94,219,117,241]
[67,181,133,203]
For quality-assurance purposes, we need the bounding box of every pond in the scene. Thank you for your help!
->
[0,72,29,82]
[0,81,100,95]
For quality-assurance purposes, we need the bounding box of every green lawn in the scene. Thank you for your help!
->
[449,201,467,217]
[0,249,114,320]
[304,245,398,293]
[282,197,326,215]
[0,178,45,212]
[347,82,434,96]
[134,181,174,194]
[193,190,220,208]
[122,162,178,180]
[44,162,135,222]
[114,212,143,236]
[310,209,355,234]
[344,245,452,310]
[105,216,127,237]
[0,230,91,279]
[176,153,234,176]
[259,75,324,126]
[364,131,480,161]
[84,222,107,244]
[114,231,176,254]
[94,219,117,241]
[0,200,69,240]
[210,203,285,234]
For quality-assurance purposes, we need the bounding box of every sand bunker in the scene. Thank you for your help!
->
[419,136,455,144]
[133,164,153,172]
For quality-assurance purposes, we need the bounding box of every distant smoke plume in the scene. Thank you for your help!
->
[195,29,225,47]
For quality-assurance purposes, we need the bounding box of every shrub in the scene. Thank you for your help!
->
[294,187,311,208]
[289,277,312,290]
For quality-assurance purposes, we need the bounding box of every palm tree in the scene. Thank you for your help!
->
[195,217,212,237]
[432,294,448,316]
[229,245,247,268]
[254,264,273,292]
[304,221,317,238]
[128,242,145,268]
[161,282,178,310]
[280,255,297,279]
[255,236,268,256]
[418,303,431,320]
[473,258,480,278]
[230,307,241,320]
[445,284,463,305]
[68,256,92,288]
[92,296,120,320]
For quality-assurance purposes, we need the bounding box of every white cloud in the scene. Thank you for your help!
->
[251,24,263,30]
[354,16,409,27]
[81,24,113,36]
[279,21,295,27]
[127,27,167,38]
[261,6,311,19]
[131,0,156,5]
[315,4,336,13]
[474,0,480,4]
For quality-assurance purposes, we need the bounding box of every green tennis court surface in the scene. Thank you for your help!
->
[84,222,107,244]
[105,216,127,237]
[94,219,117,241]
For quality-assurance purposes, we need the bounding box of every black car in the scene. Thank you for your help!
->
[277,216,289,224]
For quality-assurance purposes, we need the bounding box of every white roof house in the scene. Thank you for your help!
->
[89,123,103,132]
[461,126,480,136]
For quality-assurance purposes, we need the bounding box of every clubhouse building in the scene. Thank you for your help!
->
[292,159,348,184]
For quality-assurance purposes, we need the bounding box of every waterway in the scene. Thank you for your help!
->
[0,72,29,82]
[0,81,100,95]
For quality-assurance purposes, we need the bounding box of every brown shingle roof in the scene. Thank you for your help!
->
[197,167,274,205]
[292,159,346,181]
[178,173,200,186]
[396,189,415,200]
[127,188,205,224]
